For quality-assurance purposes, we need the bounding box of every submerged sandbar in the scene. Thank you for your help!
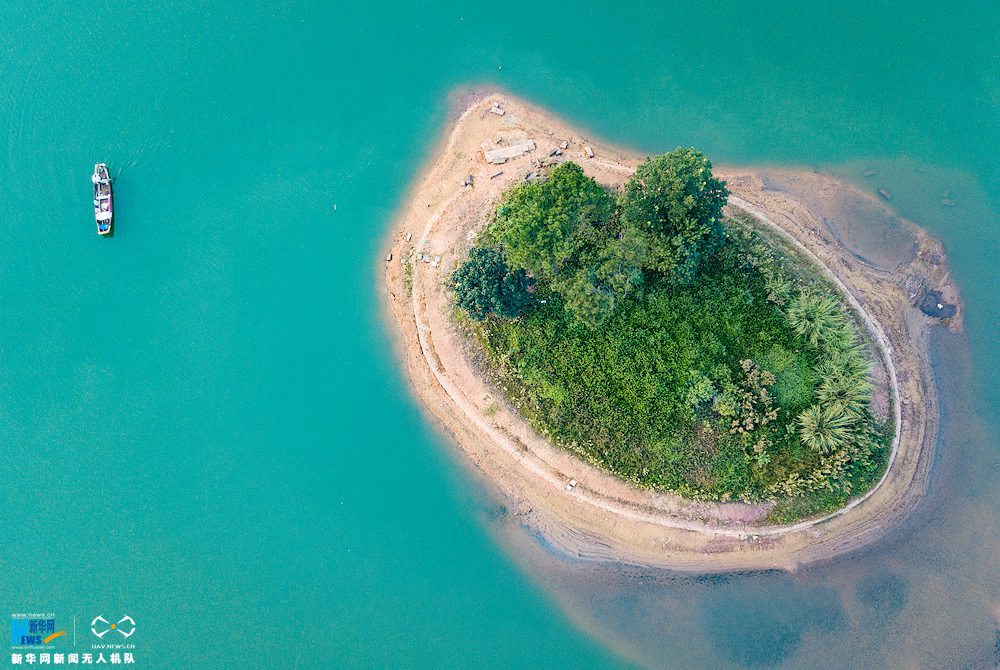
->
[381,92,959,571]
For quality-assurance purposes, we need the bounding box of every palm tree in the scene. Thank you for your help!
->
[816,344,872,412]
[817,372,872,414]
[786,293,843,348]
[823,344,870,380]
[797,404,857,455]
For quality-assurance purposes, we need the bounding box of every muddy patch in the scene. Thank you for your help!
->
[759,171,919,270]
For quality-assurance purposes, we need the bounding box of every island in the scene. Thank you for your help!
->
[382,92,960,571]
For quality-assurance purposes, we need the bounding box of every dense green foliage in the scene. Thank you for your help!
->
[451,247,534,320]
[618,149,728,283]
[484,151,729,328]
[490,162,616,280]
[452,151,889,517]
[485,162,623,327]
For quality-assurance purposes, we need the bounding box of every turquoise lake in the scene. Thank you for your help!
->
[2,2,997,668]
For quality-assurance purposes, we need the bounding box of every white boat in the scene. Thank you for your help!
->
[92,163,113,235]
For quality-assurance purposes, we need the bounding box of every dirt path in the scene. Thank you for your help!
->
[381,91,960,572]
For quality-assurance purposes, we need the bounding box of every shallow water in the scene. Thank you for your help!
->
[758,171,920,269]
[1,2,997,668]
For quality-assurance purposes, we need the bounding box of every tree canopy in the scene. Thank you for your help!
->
[484,150,729,327]
[451,246,534,320]
[491,162,615,280]
[619,148,729,283]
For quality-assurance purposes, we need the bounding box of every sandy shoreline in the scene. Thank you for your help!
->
[380,91,960,572]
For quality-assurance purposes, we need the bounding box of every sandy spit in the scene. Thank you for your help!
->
[379,90,960,573]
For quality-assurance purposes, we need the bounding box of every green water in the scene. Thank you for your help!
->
[1,2,997,668]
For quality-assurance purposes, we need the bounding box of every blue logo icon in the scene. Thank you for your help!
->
[10,617,65,646]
